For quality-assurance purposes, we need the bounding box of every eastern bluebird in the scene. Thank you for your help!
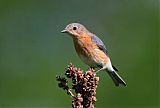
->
[61,23,126,86]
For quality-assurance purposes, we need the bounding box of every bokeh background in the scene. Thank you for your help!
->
[0,0,159,108]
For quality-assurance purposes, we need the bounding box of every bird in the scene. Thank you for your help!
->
[61,23,126,86]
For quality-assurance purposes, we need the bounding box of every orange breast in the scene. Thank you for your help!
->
[73,35,109,67]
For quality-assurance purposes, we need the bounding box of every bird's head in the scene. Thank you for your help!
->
[61,23,88,38]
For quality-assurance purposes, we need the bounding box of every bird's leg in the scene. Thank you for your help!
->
[95,65,107,73]
[95,68,103,73]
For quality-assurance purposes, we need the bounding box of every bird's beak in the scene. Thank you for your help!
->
[61,29,67,33]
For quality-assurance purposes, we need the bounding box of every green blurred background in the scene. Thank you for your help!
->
[0,0,159,108]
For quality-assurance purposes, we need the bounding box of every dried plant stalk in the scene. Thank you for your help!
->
[56,63,99,108]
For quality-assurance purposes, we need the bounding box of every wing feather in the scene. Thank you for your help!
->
[91,35,108,55]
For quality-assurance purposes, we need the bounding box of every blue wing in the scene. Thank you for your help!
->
[91,35,108,55]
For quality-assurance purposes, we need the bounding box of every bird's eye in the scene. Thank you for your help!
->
[73,27,77,30]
